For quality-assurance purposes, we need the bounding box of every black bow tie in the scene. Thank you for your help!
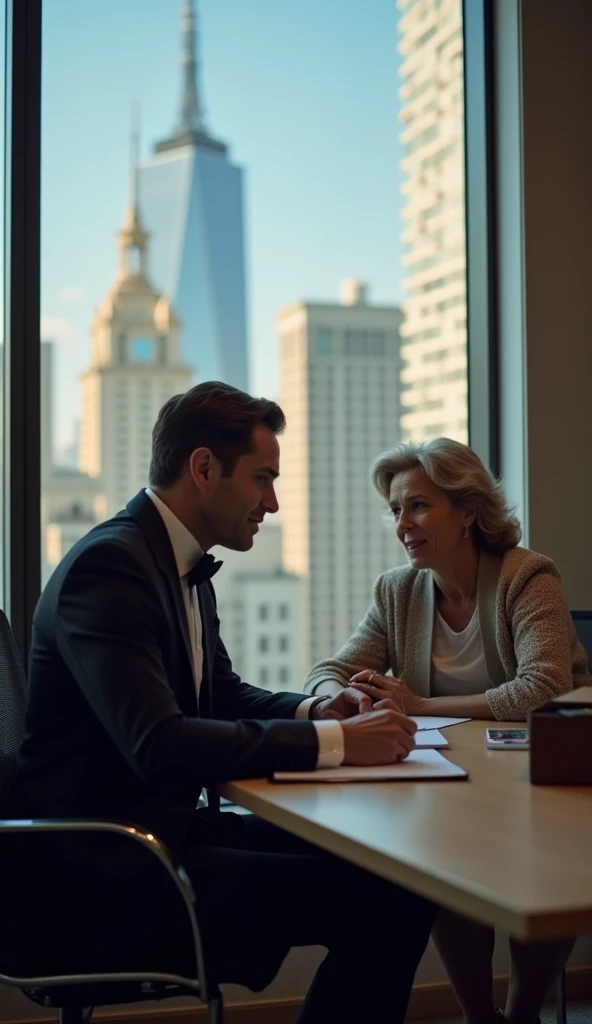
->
[185,553,223,589]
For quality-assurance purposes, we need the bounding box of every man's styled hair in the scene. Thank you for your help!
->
[149,381,286,488]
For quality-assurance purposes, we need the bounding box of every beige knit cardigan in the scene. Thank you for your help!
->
[304,547,589,720]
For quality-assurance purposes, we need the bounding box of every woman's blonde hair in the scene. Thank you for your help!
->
[372,438,521,555]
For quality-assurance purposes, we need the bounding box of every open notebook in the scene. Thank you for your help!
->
[273,748,468,783]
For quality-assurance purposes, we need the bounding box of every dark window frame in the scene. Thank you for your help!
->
[463,0,499,475]
[4,0,42,664]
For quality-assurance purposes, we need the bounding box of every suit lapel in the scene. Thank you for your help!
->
[164,573,198,703]
[197,583,216,718]
[126,490,198,712]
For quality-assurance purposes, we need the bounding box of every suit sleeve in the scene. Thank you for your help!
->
[55,543,318,790]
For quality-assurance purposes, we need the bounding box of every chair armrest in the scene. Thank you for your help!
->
[0,818,210,999]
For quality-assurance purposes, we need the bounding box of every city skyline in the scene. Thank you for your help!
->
[41,0,404,454]
[39,0,468,681]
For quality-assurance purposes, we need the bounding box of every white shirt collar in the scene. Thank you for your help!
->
[145,487,203,578]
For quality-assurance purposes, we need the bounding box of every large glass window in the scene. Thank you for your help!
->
[40,0,467,687]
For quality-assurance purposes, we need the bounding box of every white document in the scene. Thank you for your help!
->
[414,729,448,749]
[410,715,471,731]
[273,748,468,783]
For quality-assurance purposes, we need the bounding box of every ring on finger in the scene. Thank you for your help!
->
[368,672,376,685]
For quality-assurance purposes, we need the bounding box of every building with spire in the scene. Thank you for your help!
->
[78,122,192,517]
[138,0,249,390]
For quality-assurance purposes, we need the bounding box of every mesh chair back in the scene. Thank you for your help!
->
[571,610,592,672]
[0,610,27,783]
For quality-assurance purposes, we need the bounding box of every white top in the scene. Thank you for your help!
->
[431,607,489,697]
[145,488,343,768]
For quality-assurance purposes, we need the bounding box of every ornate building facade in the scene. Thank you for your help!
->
[79,135,192,517]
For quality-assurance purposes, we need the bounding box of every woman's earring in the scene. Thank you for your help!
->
[464,526,469,539]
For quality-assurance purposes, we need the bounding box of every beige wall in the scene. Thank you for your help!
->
[497,0,592,608]
[521,0,592,607]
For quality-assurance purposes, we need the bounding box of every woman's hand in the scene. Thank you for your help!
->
[349,670,430,716]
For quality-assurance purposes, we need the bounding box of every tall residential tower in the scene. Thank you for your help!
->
[139,0,249,389]
[397,0,467,441]
[278,280,403,670]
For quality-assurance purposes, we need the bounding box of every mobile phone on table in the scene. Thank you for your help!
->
[486,727,530,750]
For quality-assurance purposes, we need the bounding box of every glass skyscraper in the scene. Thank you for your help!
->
[139,1,248,390]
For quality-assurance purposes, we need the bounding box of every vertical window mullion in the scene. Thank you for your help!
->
[5,0,42,663]
[463,0,499,474]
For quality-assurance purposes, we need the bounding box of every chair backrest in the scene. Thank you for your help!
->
[571,610,592,672]
[0,610,27,783]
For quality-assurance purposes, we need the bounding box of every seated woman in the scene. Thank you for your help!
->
[305,437,588,1024]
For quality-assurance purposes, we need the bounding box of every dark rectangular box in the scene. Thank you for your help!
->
[529,697,592,785]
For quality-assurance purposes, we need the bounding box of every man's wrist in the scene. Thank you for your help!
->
[308,695,332,720]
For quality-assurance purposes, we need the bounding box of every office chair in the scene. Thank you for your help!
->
[0,610,27,811]
[554,610,592,1024]
[570,611,592,667]
[0,609,224,1024]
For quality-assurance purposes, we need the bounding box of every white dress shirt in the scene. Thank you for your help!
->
[145,489,343,768]
[431,607,488,697]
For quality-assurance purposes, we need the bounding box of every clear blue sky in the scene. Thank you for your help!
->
[41,0,404,452]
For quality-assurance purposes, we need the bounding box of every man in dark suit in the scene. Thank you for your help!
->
[14,382,435,1022]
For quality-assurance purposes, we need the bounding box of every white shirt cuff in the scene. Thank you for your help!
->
[311,720,344,768]
[294,697,344,767]
[295,697,317,720]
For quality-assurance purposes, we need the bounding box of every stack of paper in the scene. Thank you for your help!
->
[410,715,471,731]
[415,729,448,749]
[274,748,468,783]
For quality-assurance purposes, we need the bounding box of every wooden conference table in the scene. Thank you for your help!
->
[221,720,592,942]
